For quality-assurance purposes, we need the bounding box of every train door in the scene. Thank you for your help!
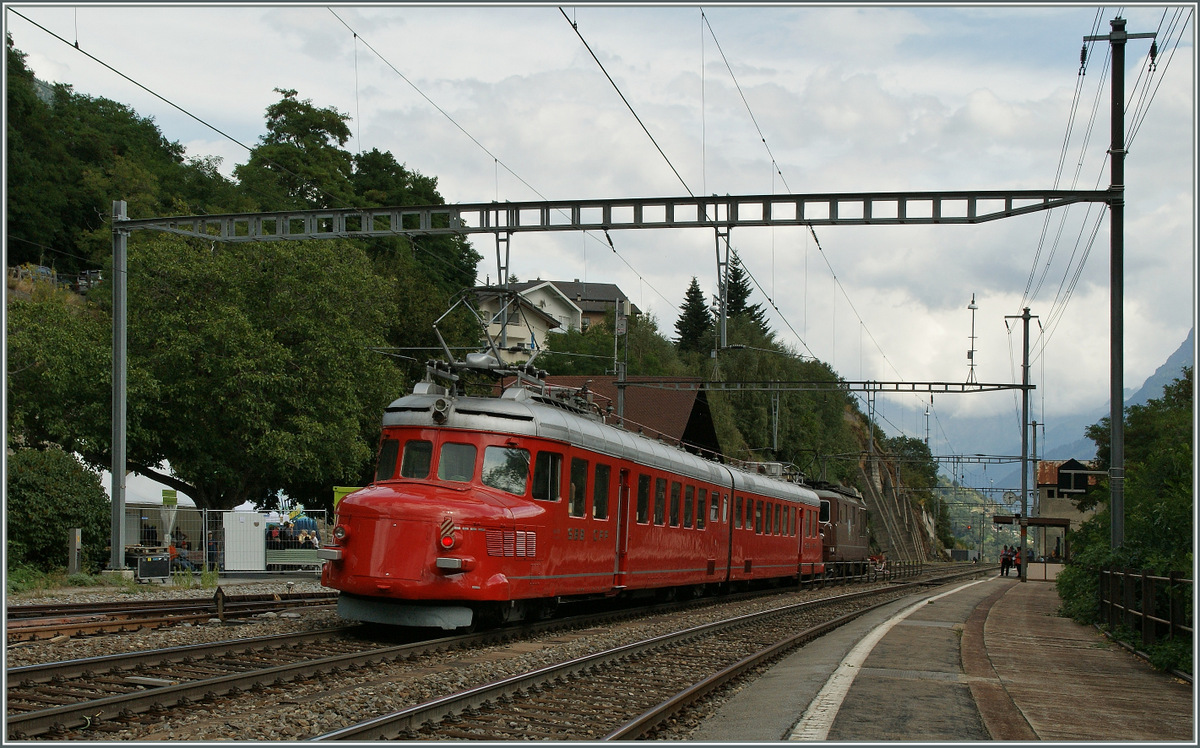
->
[613,468,631,589]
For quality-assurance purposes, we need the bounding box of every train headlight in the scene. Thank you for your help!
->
[333,524,349,542]
[432,397,450,423]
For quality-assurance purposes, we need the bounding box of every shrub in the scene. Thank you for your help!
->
[5,447,111,572]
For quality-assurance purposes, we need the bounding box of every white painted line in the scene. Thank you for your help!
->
[788,578,992,741]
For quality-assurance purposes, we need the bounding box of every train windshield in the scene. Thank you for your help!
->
[375,438,400,481]
[400,440,433,479]
[437,443,477,482]
[482,446,530,495]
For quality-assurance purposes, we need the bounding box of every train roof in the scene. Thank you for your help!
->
[382,383,818,507]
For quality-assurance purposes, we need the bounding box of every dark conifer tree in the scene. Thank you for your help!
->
[675,276,714,354]
[723,253,771,335]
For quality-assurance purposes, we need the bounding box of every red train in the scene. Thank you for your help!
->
[319,356,827,629]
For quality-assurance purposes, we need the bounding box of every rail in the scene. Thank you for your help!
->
[1098,567,1193,649]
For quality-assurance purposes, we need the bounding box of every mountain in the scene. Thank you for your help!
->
[990,328,1194,488]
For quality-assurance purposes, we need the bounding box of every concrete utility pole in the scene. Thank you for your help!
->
[1084,17,1157,549]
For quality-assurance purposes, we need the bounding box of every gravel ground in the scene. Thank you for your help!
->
[6,579,906,740]
[5,576,339,669]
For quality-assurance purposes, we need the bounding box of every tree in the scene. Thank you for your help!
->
[6,289,116,455]
[6,35,252,272]
[234,88,356,210]
[351,147,481,295]
[1059,367,1194,625]
[117,235,406,509]
[722,252,771,336]
[674,277,714,354]
[6,447,111,573]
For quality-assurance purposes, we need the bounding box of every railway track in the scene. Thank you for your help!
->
[313,586,916,740]
[5,591,338,643]
[6,566,987,740]
[317,567,990,741]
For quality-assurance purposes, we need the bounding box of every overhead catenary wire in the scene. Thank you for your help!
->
[697,8,940,445]
[327,7,677,312]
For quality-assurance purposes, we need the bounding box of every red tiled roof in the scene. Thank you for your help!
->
[544,376,699,443]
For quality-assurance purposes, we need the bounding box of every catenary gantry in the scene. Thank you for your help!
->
[117,189,1111,242]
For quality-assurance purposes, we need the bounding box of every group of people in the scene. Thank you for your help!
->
[267,521,319,549]
[999,545,1034,577]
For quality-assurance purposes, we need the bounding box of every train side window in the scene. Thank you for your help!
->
[569,458,588,517]
[754,501,763,534]
[819,499,830,523]
[776,504,783,535]
[669,482,681,526]
[532,451,563,501]
[593,464,611,520]
[714,490,723,523]
[437,443,477,482]
[481,445,530,495]
[375,438,400,481]
[400,439,433,479]
[636,474,651,523]
[686,486,696,529]
[654,478,667,525]
[735,495,744,529]
[697,489,707,529]
[765,502,773,534]
[792,507,798,536]
[722,494,729,523]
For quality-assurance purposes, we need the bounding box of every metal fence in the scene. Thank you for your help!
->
[124,506,328,574]
[1099,567,1194,648]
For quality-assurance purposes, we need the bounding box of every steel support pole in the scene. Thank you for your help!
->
[109,200,129,570]
[1108,19,1127,548]
[1086,16,1155,547]
[1006,307,1033,582]
[714,228,730,350]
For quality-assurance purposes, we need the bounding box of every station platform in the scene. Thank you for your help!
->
[692,574,1194,742]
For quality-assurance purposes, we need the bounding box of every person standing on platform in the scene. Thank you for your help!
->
[1000,545,1011,576]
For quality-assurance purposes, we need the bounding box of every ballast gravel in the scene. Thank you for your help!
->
[5,576,903,740]
[5,577,338,669]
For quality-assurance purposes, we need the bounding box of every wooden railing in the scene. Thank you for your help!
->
[1099,568,1193,648]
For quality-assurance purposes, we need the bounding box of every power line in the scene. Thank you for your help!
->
[327,7,677,312]
[559,7,693,197]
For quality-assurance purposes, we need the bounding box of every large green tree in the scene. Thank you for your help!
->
[6,34,252,272]
[120,235,406,509]
[233,88,356,210]
[1057,367,1194,624]
[351,147,481,296]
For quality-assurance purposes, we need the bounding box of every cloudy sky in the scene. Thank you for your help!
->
[6,3,1196,462]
